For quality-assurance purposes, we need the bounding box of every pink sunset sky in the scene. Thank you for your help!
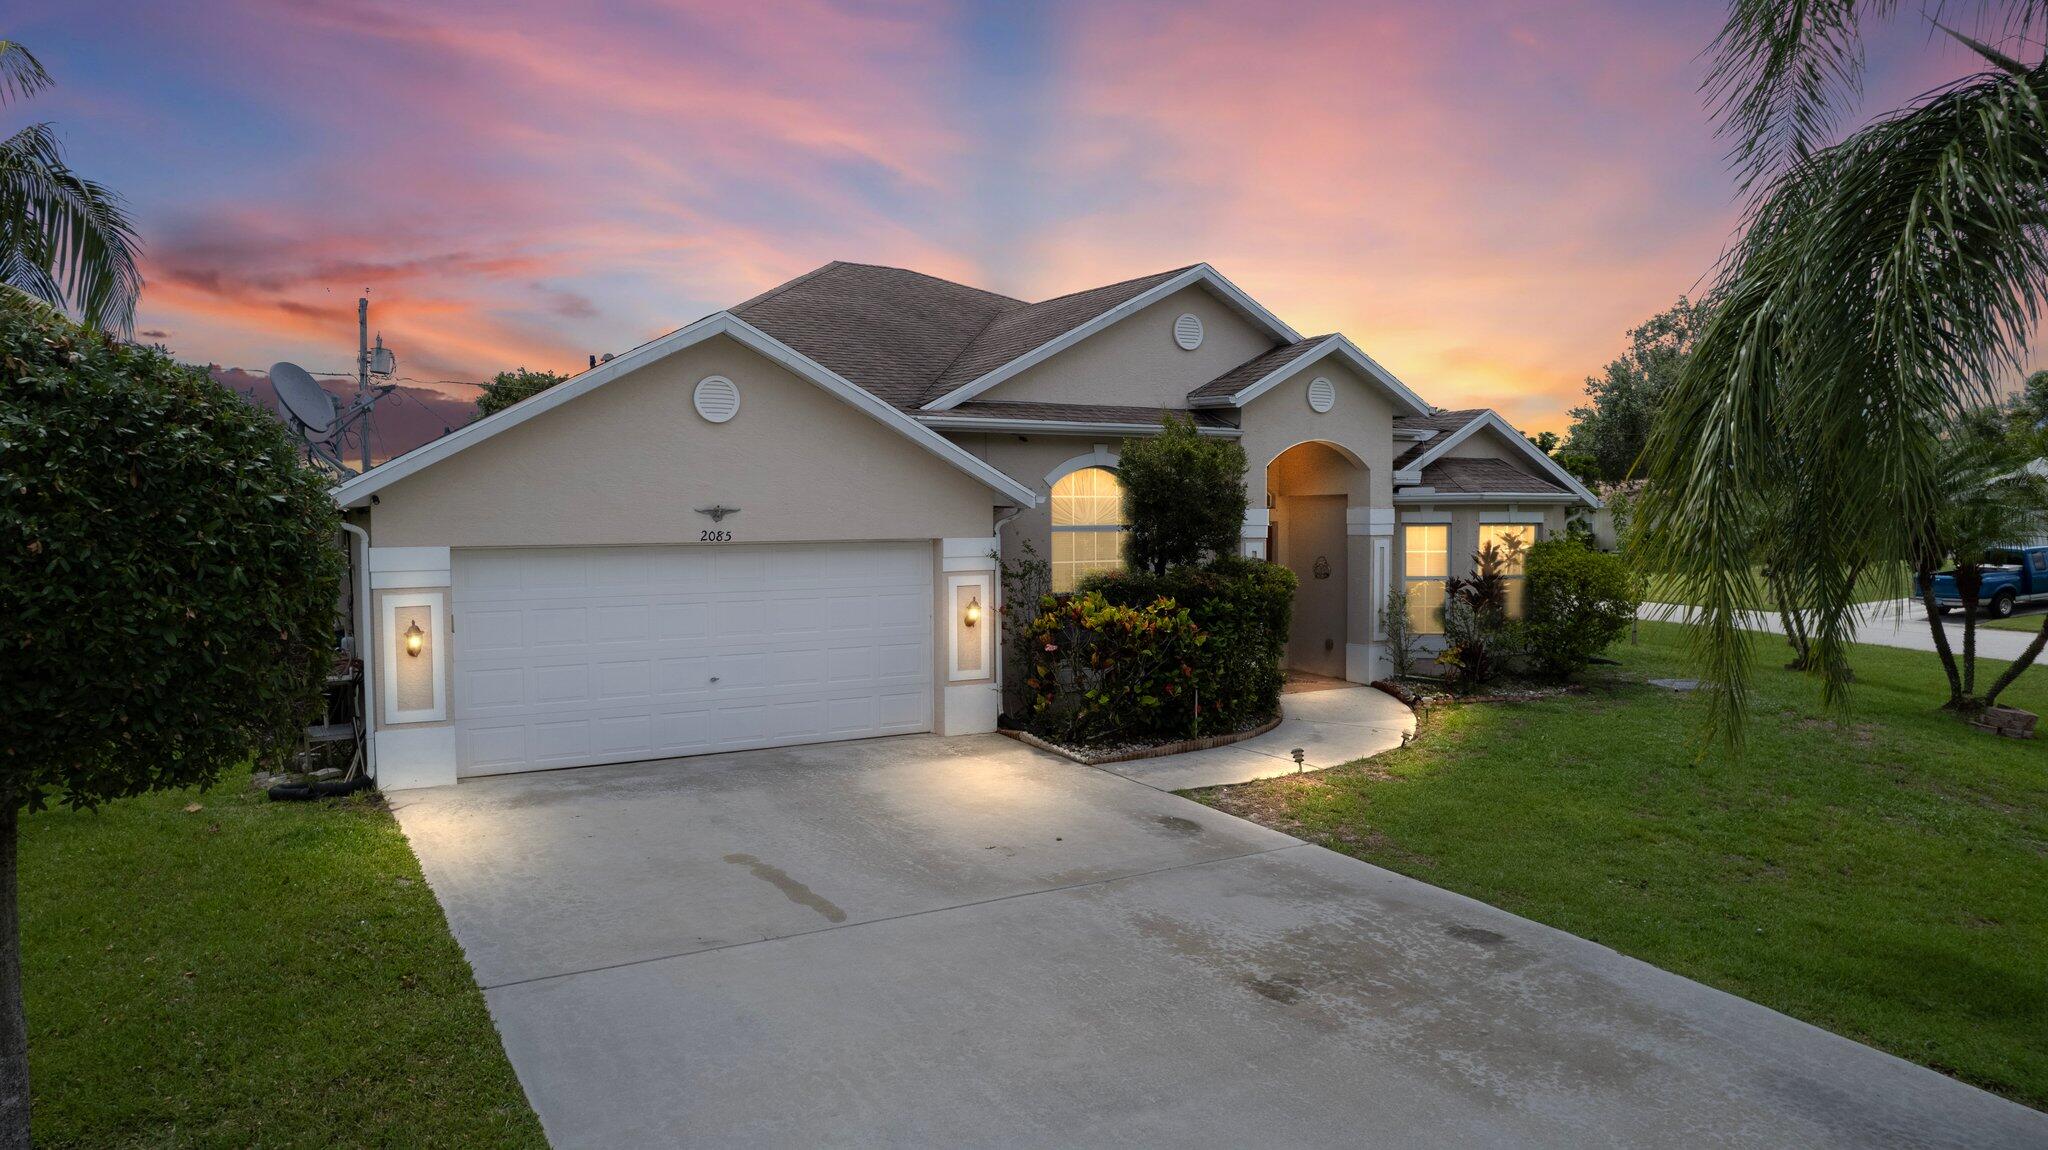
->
[12,1,2004,439]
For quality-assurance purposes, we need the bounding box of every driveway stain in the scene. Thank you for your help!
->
[1445,924,1507,946]
[1154,815,1203,835]
[722,853,847,923]
[1247,973,1306,1004]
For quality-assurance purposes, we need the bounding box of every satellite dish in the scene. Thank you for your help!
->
[270,361,338,440]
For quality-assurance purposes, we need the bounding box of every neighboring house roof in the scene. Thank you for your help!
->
[1392,409,1486,468]
[330,311,1041,510]
[917,401,1238,436]
[1417,457,1567,495]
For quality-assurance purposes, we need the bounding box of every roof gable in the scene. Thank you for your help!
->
[331,311,1039,509]
[919,264,1302,411]
[1190,334,1433,417]
[1395,409,1599,507]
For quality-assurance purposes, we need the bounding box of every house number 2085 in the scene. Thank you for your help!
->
[699,530,734,543]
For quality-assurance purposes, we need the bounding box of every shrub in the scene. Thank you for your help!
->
[1522,538,1640,678]
[1380,582,1421,679]
[1440,539,1525,691]
[1022,592,1210,745]
[1082,556,1295,731]
[1117,415,1248,573]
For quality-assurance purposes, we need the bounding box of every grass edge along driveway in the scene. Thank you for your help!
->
[1193,621,2048,1111]
[22,768,544,1148]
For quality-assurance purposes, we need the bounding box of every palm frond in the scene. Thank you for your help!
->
[0,40,51,105]
[1642,55,2048,744]
[0,122,143,334]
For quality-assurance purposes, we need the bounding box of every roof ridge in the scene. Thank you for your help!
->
[729,261,845,314]
[1021,263,1199,308]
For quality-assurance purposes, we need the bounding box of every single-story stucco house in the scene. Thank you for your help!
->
[333,262,1598,789]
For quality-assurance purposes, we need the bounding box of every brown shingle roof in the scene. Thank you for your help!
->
[1187,337,1329,403]
[1393,408,1486,468]
[731,262,1020,410]
[932,401,1234,429]
[920,266,1198,402]
[730,261,1205,412]
[1415,456,1565,495]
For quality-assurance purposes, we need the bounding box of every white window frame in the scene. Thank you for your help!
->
[380,591,448,725]
[1048,461,1128,593]
[1402,524,1449,637]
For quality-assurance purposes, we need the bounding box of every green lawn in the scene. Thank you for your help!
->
[1193,621,2048,1109]
[1982,608,2048,635]
[22,767,544,1148]
[1643,563,1908,607]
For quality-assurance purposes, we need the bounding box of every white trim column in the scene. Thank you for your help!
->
[366,546,457,790]
[939,537,1000,735]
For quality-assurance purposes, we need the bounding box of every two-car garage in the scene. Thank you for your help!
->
[451,543,935,777]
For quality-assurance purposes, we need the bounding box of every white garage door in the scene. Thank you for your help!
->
[452,543,933,776]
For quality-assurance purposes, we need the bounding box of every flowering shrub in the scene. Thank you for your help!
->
[1081,556,1294,731]
[1022,592,1213,745]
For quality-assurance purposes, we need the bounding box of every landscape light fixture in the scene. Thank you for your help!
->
[404,619,425,658]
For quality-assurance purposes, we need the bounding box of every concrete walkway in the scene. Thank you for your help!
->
[1642,598,2046,661]
[392,736,2048,1148]
[1101,683,1415,791]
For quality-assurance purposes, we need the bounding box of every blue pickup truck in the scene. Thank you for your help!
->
[1921,545,2048,617]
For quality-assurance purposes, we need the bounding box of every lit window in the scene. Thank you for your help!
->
[1050,467,1126,592]
[1480,523,1535,618]
[1403,524,1448,635]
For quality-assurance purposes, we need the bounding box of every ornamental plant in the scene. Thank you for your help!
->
[1439,538,1526,691]
[1521,538,1639,679]
[1022,591,1211,745]
[0,293,343,1141]
[1117,415,1248,573]
[1081,555,1294,729]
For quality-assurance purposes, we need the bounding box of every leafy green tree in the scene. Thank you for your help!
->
[475,367,569,418]
[0,296,342,1143]
[1525,430,1561,455]
[1117,415,1248,574]
[1564,298,1712,482]
[0,40,141,334]
[1639,3,2048,740]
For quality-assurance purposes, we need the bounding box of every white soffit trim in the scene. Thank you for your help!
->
[1393,491,1582,505]
[1397,410,1602,508]
[331,312,1040,509]
[920,264,1302,412]
[1206,334,1431,418]
[917,414,1241,438]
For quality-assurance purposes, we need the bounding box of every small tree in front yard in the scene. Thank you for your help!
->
[1118,415,1248,574]
[0,295,342,1143]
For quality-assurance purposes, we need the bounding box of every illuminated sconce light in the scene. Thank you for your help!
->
[964,596,982,628]
[404,619,425,658]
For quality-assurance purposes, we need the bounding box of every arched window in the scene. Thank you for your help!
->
[1050,466,1126,591]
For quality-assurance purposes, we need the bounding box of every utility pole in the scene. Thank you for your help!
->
[356,295,372,472]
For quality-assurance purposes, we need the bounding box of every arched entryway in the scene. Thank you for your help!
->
[1266,441,1368,679]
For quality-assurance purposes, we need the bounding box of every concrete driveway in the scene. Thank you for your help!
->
[392,735,2045,1148]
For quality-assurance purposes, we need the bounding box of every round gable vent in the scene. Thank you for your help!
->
[1173,312,1204,351]
[1307,376,1336,413]
[693,375,740,423]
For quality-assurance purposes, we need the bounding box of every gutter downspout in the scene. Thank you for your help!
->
[341,520,377,782]
[991,504,1026,719]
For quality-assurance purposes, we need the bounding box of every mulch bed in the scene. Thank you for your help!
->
[1371,677,1585,708]
[1000,715,1282,767]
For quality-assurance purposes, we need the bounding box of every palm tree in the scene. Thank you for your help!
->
[1639,2,2048,740]
[0,39,140,334]
[1910,429,2048,708]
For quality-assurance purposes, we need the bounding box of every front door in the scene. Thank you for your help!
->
[1276,494,1346,677]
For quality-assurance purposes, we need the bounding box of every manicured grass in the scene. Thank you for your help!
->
[1192,622,2048,1109]
[22,767,544,1148]
[1981,608,2048,635]
[1644,563,1907,608]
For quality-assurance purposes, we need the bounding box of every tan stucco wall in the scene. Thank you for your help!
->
[1238,359,1396,509]
[946,432,1116,575]
[367,334,1001,548]
[979,285,1277,410]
